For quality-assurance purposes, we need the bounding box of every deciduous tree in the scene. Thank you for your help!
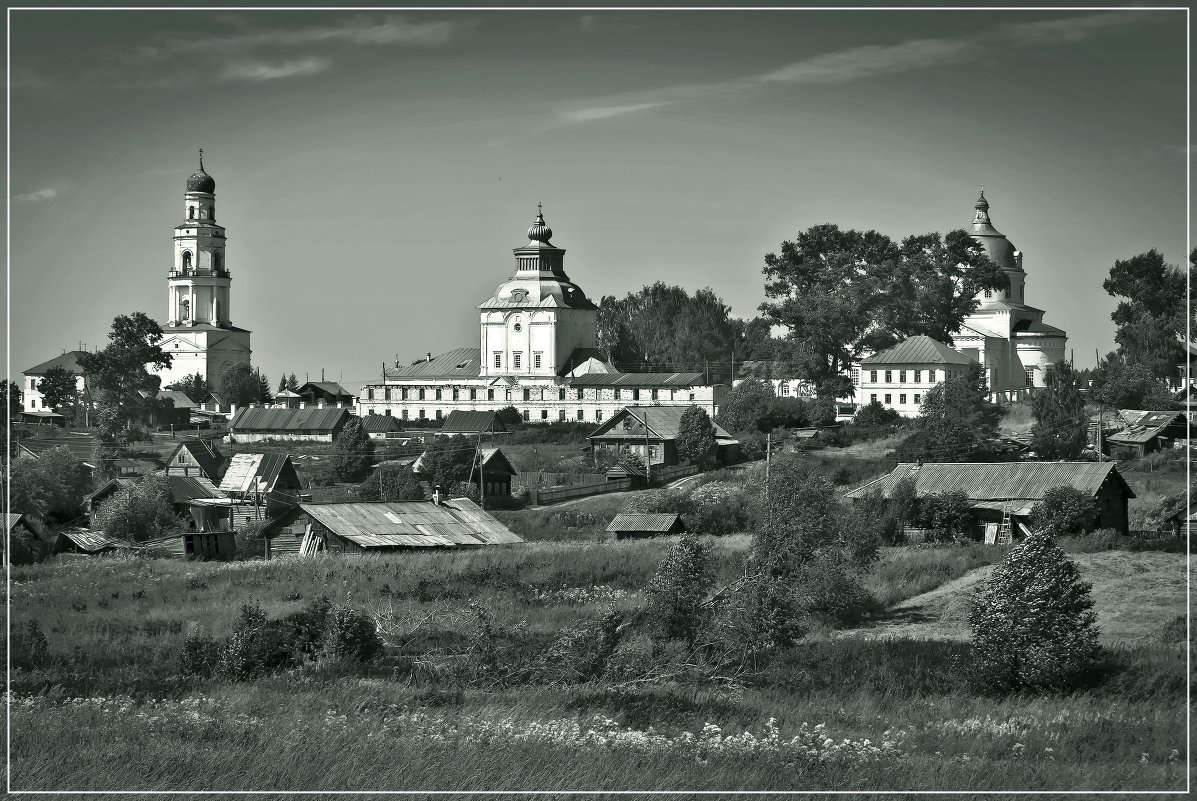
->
[357,464,425,502]
[417,436,475,489]
[37,366,78,414]
[715,378,776,435]
[167,373,211,404]
[1090,353,1174,410]
[77,312,172,433]
[94,474,181,542]
[1029,486,1098,536]
[675,406,716,469]
[645,532,714,644]
[2,380,21,418]
[1102,248,1191,384]
[894,363,1004,463]
[220,363,261,407]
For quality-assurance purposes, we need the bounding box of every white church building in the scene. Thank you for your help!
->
[358,207,726,423]
[153,154,252,393]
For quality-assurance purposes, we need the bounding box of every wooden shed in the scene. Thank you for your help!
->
[52,528,132,557]
[606,513,687,540]
[294,498,524,554]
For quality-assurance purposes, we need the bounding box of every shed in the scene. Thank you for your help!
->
[845,461,1136,536]
[20,410,66,427]
[1105,411,1189,459]
[437,410,507,437]
[606,513,687,540]
[141,531,237,561]
[297,498,524,553]
[82,478,136,526]
[52,528,132,556]
[5,513,40,565]
[218,453,304,511]
[228,406,351,443]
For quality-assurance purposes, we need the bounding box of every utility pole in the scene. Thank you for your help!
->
[1094,349,1103,462]
[643,409,651,484]
[765,431,772,529]
[478,430,485,510]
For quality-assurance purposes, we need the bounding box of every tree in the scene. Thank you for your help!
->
[90,438,121,483]
[924,490,975,542]
[853,400,900,427]
[357,464,425,502]
[257,374,274,405]
[220,363,260,407]
[417,436,475,489]
[1090,353,1174,410]
[94,474,181,542]
[4,451,88,522]
[1102,248,1190,384]
[968,533,1101,693]
[330,417,374,481]
[77,312,172,433]
[715,378,776,435]
[761,225,1006,403]
[1030,361,1089,459]
[495,405,523,428]
[287,373,300,392]
[167,373,211,404]
[675,406,716,469]
[645,532,715,644]
[2,380,21,418]
[277,374,289,393]
[1029,486,1098,536]
[37,366,78,414]
[894,363,1004,463]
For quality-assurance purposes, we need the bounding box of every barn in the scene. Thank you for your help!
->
[606,513,687,540]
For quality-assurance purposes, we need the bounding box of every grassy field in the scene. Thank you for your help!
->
[7,540,1186,793]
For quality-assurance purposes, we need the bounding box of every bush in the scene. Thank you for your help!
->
[967,533,1102,693]
[793,550,878,627]
[621,489,681,514]
[12,620,49,669]
[645,533,715,643]
[921,491,975,542]
[178,630,221,675]
[853,400,900,427]
[496,405,523,428]
[322,603,383,662]
[1029,485,1098,536]
[684,480,752,536]
[216,603,295,681]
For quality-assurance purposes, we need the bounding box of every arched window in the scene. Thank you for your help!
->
[180,298,190,320]
[182,251,192,271]
[212,252,222,273]
[188,207,195,220]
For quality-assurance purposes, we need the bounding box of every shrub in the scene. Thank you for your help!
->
[621,489,680,514]
[793,550,878,627]
[922,491,975,542]
[12,620,49,669]
[684,480,752,536]
[94,474,182,543]
[331,417,374,481]
[216,603,295,681]
[322,603,383,662]
[967,533,1102,693]
[645,533,715,643]
[1029,486,1098,536]
[535,608,625,683]
[496,405,523,428]
[853,400,900,427]
[178,631,221,676]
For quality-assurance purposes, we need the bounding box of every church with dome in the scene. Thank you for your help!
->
[151,154,253,393]
[358,208,724,424]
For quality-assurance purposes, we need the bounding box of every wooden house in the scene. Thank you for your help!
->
[605,513,687,540]
[1105,411,1189,460]
[218,453,305,516]
[297,381,355,408]
[587,405,739,469]
[164,438,226,481]
[361,413,405,440]
[82,478,135,526]
[436,410,507,438]
[845,461,1136,537]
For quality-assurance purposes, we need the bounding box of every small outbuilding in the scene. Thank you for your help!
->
[361,413,405,440]
[294,497,524,554]
[228,406,352,443]
[52,528,132,557]
[437,410,507,438]
[218,452,304,513]
[1105,410,1189,460]
[5,513,40,565]
[606,513,687,540]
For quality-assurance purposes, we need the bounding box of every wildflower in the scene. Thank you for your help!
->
[1140,752,1150,764]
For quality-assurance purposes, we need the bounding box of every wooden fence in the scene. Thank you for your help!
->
[527,463,701,506]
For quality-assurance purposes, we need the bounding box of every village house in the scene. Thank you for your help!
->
[217,452,305,519]
[606,512,687,540]
[165,438,226,482]
[228,406,352,443]
[272,388,302,408]
[857,336,978,417]
[355,209,728,424]
[17,431,98,469]
[845,461,1135,537]
[360,413,405,440]
[1105,410,1189,460]
[51,528,131,558]
[410,444,519,499]
[587,405,740,470]
[21,350,88,415]
[298,381,355,408]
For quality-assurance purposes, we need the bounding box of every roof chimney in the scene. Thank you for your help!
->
[432,485,442,506]
[427,351,433,363]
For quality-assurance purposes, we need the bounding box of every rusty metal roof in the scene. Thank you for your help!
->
[219,453,296,495]
[589,405,734,442]
[606,513,686,533]
[845,462,1134,502]
[229,406,350,432]
[438,410,506,436]
[300,498,523,548]
[1107,411,1187,445]
[59,528,131,553]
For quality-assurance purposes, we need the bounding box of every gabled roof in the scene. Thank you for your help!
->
[18,433,98,465]
[565,372,710,388]
[299,381,353,399]
[861,336,976,366]
[167,439,225,479]
[1107,411,1187,445]
[219,453,297,495]
[166,475,225,504]
[229,406,350,432]
[438,410,506,436]
[385,348,482,380]
[561,348,616,376]
[275,389,301,398]
[157,390,198,409]
[588,405,735,443]
[24,350,86,376]
[607,513,686,533]
[479,447,518,477]
[57,528,131,553]
[844,462,1134,502]
[5,513,29,533]
[360,413,404,434]
[83,478,134,508]
[1012,319,1067,337]
[300,498,523,548]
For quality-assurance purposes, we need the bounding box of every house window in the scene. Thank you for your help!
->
[384,388,391,401]
[899,394,907,405]
[596,409,603,421]
[493,352,502,368]
[541,410,548,420]
[488,389,495,401]
[577,409,584,420]
[522,409,530,421]
[899,371,906,383]
[401,388,408,400]
[470,388,477,400]
[984,289,992,298]
[780,383,790,396]
[614,388,622,400]
[369,408,376,416]
[177,453,186,464]
[851,367,860,385]
[913,370,921,383]
[385,409,392,416]
[513,352,522,369]
[534,352,542,369]
[435,410,442,420]
[869,370,877,383]
[651,389,659,401]
[1025,368,1034,387]
[559,410,566,421]
[402,409,409,420]
[884,370,892,383]
[452,388,459,401]
[576,388,584,401]
[632,389,640,401]
[884,394,892,404]
[927,369,936,382]
[914,394,921,404]
[870,394,877,403]
[1004,287,1011,299]
[418,388,426,400]
[419,409,426,419]
[435,388,442,400]
[367,388,374,400]
[523,388,531,401]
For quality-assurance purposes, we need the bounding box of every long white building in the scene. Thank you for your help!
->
[357,208,726,423]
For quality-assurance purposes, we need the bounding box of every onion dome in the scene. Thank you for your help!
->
[527,203,553,243]
[186,150,215,193]
[968,186,1020,272]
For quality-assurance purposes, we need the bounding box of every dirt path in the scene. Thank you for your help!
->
[840,565,996,641]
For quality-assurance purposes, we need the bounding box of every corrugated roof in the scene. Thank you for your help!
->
[861,336,976,366]
[157,390,198,409]
[6,513,28,532]
[300,381,353,398]
[168,439,225,479]
[589,405,735,442]
[1107,411,1186,445]
[607,513,685,533]
[479,447,518,477]
[844,462,1134,502]
[19,433,98,464]
[300,498,523,548]
[24,350,86,376]
[229,406,350,432]
[166,475,225,504]
[566,372,709,388]
[219,453,295,495]
[58,528,130,553]
[384,348,482,380]
[439,410,505,435]
[361,413,404,434]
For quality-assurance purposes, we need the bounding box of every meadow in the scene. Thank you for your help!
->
[7,536,1187,793]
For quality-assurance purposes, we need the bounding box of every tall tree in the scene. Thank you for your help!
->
[286,373,300,392]
[714,378,776,435]
[37,366,78,414]
[220,363,260,407]
[77,312,172,433]
[1102,248,1190,384]
[417,436,475,489]
[331,417,374,481]
[761,225,1006,401]
[1030,361,1089,459]
[167,373,211,404]
[894,362,1004,463]
[1,380,21,418]
[277,374,289,393]
[674,405,717,469]
[257,374,274,405]
[94,475,181,542]
[1090,353,1174,410]
[357,464,425,502]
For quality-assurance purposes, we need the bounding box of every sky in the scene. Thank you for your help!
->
[6,8,1189,394]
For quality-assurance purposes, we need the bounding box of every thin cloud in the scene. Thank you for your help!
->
[14,189,57,202]
[222,57,331,82]
[562,11,1149,123]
